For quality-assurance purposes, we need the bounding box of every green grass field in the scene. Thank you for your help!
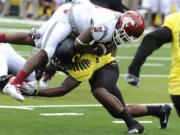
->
[0,17,180,135]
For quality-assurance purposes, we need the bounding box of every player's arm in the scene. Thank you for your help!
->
[22,75,81,97]
[126,27,172,86]
[74,27,93,47]
[74,27,114,56]
[0,26,41,46]
[0,32,35,46]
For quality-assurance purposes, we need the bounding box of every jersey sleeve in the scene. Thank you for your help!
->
[90,20,108,42]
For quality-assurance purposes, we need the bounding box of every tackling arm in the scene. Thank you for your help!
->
[74,27,116,56]
[22,75,81,97]
[74,27,93,47]
[37,76,81,97]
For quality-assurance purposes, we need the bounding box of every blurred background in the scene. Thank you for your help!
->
[0,0,179,28]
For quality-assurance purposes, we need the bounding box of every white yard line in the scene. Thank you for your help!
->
[113,120,153,124]
[0,105,34,110]
[121,74,168,78]
[0,17,44,25]
[143,63,164,67]
[0,28,28,33]
[0,104,101,110]
[0,103,173,110]
[40,112,84,116]
[116,56,171,61]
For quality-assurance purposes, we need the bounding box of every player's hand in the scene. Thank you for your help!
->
[125,73,140,87]
[21,81,38,96]
[91,43,106,56]
[29,26,41,40]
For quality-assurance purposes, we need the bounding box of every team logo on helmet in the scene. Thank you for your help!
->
[122,17,135,28]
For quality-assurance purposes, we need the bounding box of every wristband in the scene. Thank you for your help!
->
[75,38,88,46]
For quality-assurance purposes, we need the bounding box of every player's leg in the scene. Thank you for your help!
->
[0,44,24,100]
[13,20,71,84]
[0,56,9,89]
[171,95,180,117]
[127,104,171,129]
[89,61,144,134]
[2,43,35,100]
[8,46,36,82]
[112,86,171,129]
[32,20,72,83]
[3,20,72,101]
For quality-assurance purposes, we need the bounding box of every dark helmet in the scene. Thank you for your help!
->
[55,38,77,67]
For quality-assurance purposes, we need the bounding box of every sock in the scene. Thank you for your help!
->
[119,109,135,128]
[147,105,162,116]
[0,33,6,42]
[11,70,28,85]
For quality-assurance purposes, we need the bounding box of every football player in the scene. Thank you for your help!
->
[1,0,144,102]
[22,38,171,134]
[125,12,180,117]
[0,43,36,94]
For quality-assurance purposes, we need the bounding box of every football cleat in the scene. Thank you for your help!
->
[3,83,24,102]
[125,73,140,87]
[128,120,144,134]
[158,104,172,129]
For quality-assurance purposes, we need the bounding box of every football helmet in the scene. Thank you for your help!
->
[53,38,78,69]
[113,11,144,47]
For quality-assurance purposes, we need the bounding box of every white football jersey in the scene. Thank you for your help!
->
[69,1,121,42]
[35,1,121,59]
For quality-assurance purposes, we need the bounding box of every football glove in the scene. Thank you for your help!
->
[21,81,38,96]
[125,73,140,87]
[29,26,41,40]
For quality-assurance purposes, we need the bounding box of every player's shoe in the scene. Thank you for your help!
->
[3,83,24,102]
[128,120,144,134]
[158,104,172,129]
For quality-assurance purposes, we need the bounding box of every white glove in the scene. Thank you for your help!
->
[39,76,49,89]
[21,81,38,96]
[125,73,140,87]
[29,26,41,40]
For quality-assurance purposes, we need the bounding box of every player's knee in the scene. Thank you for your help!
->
[92,87,106,98]
[37,49,48,63]
[38,49,48,59]
[92,88,123,119]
